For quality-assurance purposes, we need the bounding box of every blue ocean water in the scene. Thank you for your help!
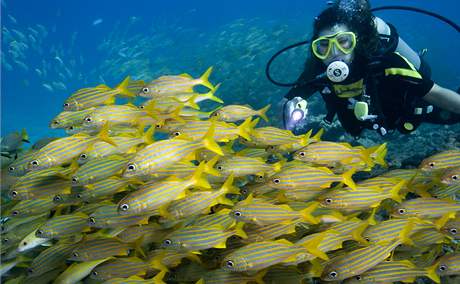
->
[1,0,459,144]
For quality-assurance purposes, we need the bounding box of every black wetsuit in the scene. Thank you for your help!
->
[285,52,460,136]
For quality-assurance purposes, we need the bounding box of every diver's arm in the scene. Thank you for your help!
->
[422,83,460,114]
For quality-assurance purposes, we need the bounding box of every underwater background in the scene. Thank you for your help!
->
[1,0,460,166]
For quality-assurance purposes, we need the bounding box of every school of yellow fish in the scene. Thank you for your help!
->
[1,67,460,284]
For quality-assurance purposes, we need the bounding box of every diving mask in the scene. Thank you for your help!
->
[312,31,356,60]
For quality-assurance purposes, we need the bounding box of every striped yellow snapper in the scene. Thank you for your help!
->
[83,104,153,128]
[319,180,404,212]
[6,150,38,176]
[436,253,460,276]
[363,217,434,245]
[123,124,222,178]
[27,124,115,171]
[215,156,282,177]
[321,240,401,281]
[68,237,135,261]
[242,126,310,147]
[35,212,90,239]
[230,194,318,226]
[161,223,247,251]
[88,204,150,229]
[10,172,70,200]
[78,128,153,162]
[151,156,220,180]
[139,66,215,97]
[118,162,210,215]
[1,214,46,234]
[63,76,134,111]
[9,198,56,217]
[165,174,239,219]
[116,223,172,245]
[419,149,460,172]
[210,104,270,122]
[343,260,440,284]
[242,219,301,243]
[392,197,460,219]
[294,141,387,169]
[268,164,356,190]
[50,107,95,129]
[75,176,132,203]
[187,208,235,229]
[89,256,160,281]
[170,117,253,142]
[221,239,313,272]
[71,154,129,185]
[27,242,77,277]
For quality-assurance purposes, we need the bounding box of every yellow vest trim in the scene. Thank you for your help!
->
[333,79,364,98]
[385,52,422,79]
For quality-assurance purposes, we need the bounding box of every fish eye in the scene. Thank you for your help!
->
[233,211,242,217]
[68,126,74,130]
[355,275,362,280]
[71,176,79,184]
[452,175,458,181]
[2,238,9,244]
[139,105,145,109]
[173,131,181,136]
[27,268,34,274]
[120,204,129,211]
[10,191,18,198]
[30,160,39,167]
[325,198,333,204]
[8,166,15,172]
[273,178,280,184]
[76,193,83,199]
[163,239,172,246]
[226,260,234,268]
[429,162,435,168]
[89,217,96,225]
[36,229,43,236]
[438,264,447,271]
[63,103,70,108]
[217,165,223,170]
[72,252,79,257]
[127,164,136,171]
[450,228,457,234]
[84,117,92,122]
[155,124,162,128]
[365,237,370,242]
[299,152,305,157]
[142,87,149,94]
[53,195,62,202]
[80,153,88,160]
[398,208,406,214]
[328,271,338,279]
[241,188,248,194]
[92,271,98,276]
[52,120,60,125]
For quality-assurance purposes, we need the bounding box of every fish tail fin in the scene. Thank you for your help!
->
[206,83,223,103]
[311,128,324,142]
[97,122,117,146]
[254,269,267,284]
[216,174,238,206]
[201,123,223,156]
[352,221,370,244]
[426,262,441,284]
[199,66,215,90]
[250,117,260,129]
[371,143,388,167]
[389,180,405,203]
[299,202,319,224]
[341,168,357,190]
[399,219,415,245]
[237,117,253,141]
[184,94,200,110]
[233,222,248,239]
[143,125,155,144]
[191,162,211,189]
[21,128,30,143]
[300,232,329,260]
[257,104,271,122]
[152,270,167,284]
[116,76,136,97]
[195,279,205,284]
[204,155,221,176]
[298,129,312,147]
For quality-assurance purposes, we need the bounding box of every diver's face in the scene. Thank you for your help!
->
[317,24,355,66]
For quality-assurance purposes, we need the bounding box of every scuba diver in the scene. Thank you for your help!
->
[270,0,460,136]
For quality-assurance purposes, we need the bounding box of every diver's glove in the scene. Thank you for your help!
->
[283,96,309,135]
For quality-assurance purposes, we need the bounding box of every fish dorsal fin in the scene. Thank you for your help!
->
[178,73,192,78]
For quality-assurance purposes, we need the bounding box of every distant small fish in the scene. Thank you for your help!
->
[92,18,103,26]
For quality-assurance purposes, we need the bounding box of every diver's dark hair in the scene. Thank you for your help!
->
[300,0,380,89]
